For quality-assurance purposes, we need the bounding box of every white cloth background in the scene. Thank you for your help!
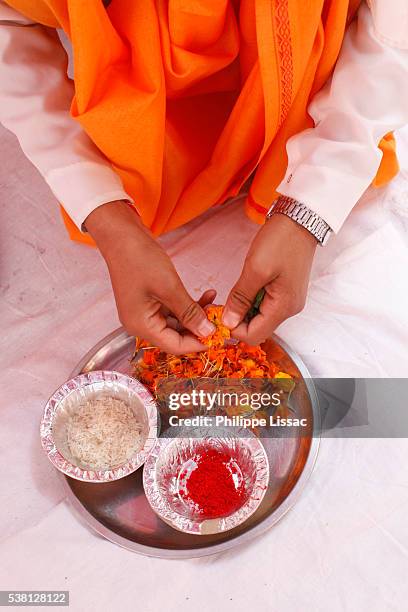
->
[1,123,408,611]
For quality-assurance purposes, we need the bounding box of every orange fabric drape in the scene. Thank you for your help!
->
[5,0,398,245]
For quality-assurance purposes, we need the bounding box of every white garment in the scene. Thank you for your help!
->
[0,0,407,233]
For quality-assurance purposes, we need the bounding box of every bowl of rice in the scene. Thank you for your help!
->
[40,370,159,482]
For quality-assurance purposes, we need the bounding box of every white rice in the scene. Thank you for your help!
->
[66,396,144,469]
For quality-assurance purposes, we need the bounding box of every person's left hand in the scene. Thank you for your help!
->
[222,213,317,345]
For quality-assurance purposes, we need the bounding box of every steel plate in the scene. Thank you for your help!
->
[60,328,320,559]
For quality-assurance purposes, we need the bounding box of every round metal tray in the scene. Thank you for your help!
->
[60,328,320,559]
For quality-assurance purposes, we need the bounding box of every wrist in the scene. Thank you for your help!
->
[267,195,332,246]
[85,200,146,255]
[265,212,318,252]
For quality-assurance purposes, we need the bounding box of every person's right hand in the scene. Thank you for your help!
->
[85,201,215,354]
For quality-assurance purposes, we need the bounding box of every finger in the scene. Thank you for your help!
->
[160,304,172,318]
[222,266,265,330]
[198,289,217,308]
[148,325,208,354]
[158,328,208,354]
[164,315,182,331]
[134,305,208,353]
[231,290,288,345]
[164,283,215,338]
[160,290,216,326]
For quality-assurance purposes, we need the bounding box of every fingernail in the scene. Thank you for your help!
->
[198,320,215,337]
[222,311,241,329]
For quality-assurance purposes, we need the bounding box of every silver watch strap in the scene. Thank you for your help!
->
[266,196,332,246]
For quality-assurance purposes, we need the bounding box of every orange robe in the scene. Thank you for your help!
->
[5,0,398,246]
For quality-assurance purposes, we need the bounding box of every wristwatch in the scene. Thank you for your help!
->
[266,195,332,246]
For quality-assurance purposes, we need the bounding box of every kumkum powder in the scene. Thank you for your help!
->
[179,448,246,519]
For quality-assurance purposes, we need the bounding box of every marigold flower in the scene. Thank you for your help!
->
[199,305,231,348]
[133,306,292,396]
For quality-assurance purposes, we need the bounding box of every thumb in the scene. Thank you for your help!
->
[223,266,263,329]
[166,284,215,338]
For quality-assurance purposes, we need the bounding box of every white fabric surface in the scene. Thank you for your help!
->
[1,0,408,232]
[1,122,408,611]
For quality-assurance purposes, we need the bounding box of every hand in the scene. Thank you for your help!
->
[222,214,317,344]
[85,201,215,353]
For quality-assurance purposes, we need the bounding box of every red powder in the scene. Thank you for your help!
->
[180,448,246,519]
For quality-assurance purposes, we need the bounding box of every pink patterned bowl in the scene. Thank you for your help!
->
[40,370,159,482]
[143,428,269,535]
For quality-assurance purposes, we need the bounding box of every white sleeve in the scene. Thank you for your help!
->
[0,0,132,230]
[277,1,408,233]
